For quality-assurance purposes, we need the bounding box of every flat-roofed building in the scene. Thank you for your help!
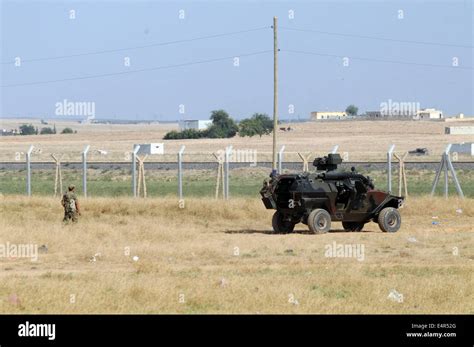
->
[416,108,443,120]
[311,111,347,120]
[179,119,212,131]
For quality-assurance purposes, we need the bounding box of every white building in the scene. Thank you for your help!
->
[445,126,474,135]
[416,108,443,120]
[311,111,347,120]
[179,119,212,131]
[134,143,164,155]
[450,143,474,156]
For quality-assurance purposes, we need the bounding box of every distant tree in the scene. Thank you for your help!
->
[239,113,273,137]
[40,127,55,135]
[19,124,36,136]
[163,109,238,140]
[238,118,259,137]
[206,109,238,138]
[61,127,74,134]
[345,105,359,116]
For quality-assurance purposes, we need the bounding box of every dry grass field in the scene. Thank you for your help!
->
[1,118,473,314]
[2,118,474,162]
[0,195,473,314]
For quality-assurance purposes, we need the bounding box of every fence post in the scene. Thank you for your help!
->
[444,144,452,198]
[446,154,464,199]
[26,145,34,196]
[132,145,140,197]
[331,145,339,154]
[224,146,232,199]
[430,144,464,199]
[223,149,227,199]
[82,145,90,198]
[387,144,395,193]
[178,145,185,200]
[443,153,449,198]
[277,145,285,174]
[431,158,444,196]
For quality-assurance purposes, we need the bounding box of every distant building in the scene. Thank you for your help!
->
[365,111,383,119]
[416,108,443,120]
[310,111,347,120]
[0,129,17,136]
[179,119,212,130]
[446,113,466,119]
[450,142,474,156]
[134,143,164,155]
[443,113,474,122]
[80,114,96,124]
[365,110,414,119]
[445,126,474,135]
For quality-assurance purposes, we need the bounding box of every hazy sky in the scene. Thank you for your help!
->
[1,0,473,121]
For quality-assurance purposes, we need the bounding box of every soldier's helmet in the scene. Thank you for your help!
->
[68,185,75,191]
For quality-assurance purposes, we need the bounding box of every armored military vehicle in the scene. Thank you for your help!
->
[260,153,404,234]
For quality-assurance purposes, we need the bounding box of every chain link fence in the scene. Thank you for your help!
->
[1,145,473,198]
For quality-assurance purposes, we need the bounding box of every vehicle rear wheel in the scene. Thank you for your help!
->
[342,221,365,232]
[378,207,401,233]
[272,211,295,234]
[307,209,331,234]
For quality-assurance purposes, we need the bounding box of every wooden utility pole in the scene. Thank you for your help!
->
[272,16,278,174]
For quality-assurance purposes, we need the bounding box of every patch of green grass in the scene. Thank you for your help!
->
[1,168,473,198]
[310,285,351,299]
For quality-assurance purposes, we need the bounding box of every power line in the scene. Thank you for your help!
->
[282,49,473,70]
[280,26,474,49]
[1,26,271,65]
[1,50,272,87]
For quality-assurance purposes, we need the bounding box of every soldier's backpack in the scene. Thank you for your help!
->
[63,192,76,213]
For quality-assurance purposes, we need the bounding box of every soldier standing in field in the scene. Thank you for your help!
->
[61,185,81,223]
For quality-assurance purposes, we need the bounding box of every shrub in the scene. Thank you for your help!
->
[40,127,54,135]
[239,113,273,137]
[61,127,74,134]
[19,124,36,135]
[164,129,203,140]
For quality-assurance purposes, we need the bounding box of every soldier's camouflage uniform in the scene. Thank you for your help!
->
[62,191,78,223]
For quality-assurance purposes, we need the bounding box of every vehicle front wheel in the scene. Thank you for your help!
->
[272,211,295,233]
[377,207,401,233]
[307,209,331,234]
[342,221,365,232]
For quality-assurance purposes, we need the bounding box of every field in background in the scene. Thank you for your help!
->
[0,195,473,314]
[1,119,474,162]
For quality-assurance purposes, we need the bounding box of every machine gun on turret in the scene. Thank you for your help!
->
[312,153,342,171]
